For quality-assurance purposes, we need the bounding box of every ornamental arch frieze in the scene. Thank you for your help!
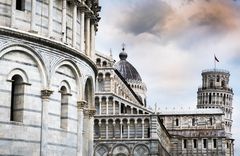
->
[0,43,47,88]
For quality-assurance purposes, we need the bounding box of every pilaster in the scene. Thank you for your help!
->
[85,14,90,56]
[62,0,67,43]
[11,0,16,28]
[30,0,37,32]
[72,3,77,47]
[48,0,53,38]
[80,11,85,52]
[77,100,87,156]
[40,89,53,156]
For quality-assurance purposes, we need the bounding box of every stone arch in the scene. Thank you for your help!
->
[102,61,107,67]
[94,119,100,139]
[132,144,150,156]
[7,68,29,84]
[0,43,47,88]
[94,144,109,156]
[53,60,81,97]
[111,143,130,156]
[59,80,71,94]
[96,58,101,66]
[84,76,94,107]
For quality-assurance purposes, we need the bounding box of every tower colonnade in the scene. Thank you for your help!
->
[95,95,150,116]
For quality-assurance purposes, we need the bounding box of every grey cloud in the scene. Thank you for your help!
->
[116,0,240,47]
[118,0,172,36]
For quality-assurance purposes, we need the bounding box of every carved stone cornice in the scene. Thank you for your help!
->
[0,27,98,75]
[77,100,87,110]
[41,89,53,99]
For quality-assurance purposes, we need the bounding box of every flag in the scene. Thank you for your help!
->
[214,55,219,62]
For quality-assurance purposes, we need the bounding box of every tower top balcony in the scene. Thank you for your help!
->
[202,69,230,75]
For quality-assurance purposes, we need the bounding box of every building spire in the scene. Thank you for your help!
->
[119,43,128,60]
[122,43,126,52]
[110,48,113,58]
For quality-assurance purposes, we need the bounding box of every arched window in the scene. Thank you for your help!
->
[221,80,225,87]
[60,86,68,129]
[209,93,212,104]
[10,75,24,122]
[192,118,196,126]
[102,61,107,67]
[175,118,179,126]
[217,75,220,82]
[85,78,93,107]
[209,80,214,88]
[16,0,25,11]
[98,73,104,91]
[183,139,187,148]
[96,58,101,66]
[210,117,213,125]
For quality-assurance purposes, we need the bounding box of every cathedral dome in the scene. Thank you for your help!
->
[115,48,142,82]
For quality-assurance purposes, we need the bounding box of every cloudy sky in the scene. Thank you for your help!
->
[96,0,240,153]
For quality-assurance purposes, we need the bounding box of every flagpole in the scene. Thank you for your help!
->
[214,55,216,70]
[214,55,219,70]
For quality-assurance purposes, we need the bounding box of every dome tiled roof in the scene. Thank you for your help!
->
[115,48,142,82]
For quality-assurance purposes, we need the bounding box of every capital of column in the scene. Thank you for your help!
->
[77,100,87,110]
[88,108,96,118]
[41,89,53,99]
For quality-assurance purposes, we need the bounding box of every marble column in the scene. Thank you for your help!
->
[72,4,77,47]
[106,99,109,115]
[127,121,130,139]
[110,77,113,92]
[40,89,53,156]
[11,0,16,28]
[99,99,102,115]
[77,101,87,156]
[134,120,137,138]
[62,0,67,43]
[30,0,36,32]
[88,108,96,156]
[106,121,109,139]
[99,122,101,139]
[142,121,145,138]
[120,121,123,139]
[113,121,115,139]
[85,16,90,56]
[113,100,115,115]
[80,12,85,52]
[90,22,95,59]
[48,0,53,38]
[82,109,89,156]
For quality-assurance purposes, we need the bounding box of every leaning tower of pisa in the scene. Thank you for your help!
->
[197,69,234,137]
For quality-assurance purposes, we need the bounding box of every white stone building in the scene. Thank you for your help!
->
[93,49,172,156]
[0,0,100,155]
[93,48,234,156]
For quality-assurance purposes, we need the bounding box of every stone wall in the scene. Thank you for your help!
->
[0,28,96,156]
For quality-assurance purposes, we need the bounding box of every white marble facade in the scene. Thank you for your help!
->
[0,0,100,155]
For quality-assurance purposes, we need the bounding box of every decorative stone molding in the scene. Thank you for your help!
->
[89,108,96,117]
[77,100,87,110]
[41,89,53,99]
[83,107,96,118]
